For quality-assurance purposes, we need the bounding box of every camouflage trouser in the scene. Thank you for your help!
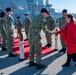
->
[17,28,22,37]
[60,35,66,48]
[1,32,6,47]
[25,28,29,38]
[29,39,42,64]
[45,33,52,44]
[6,32,14,54]
[17,27,21,34]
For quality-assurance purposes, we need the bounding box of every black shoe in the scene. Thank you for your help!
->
[0,44,2,45]
[62,63,70,67]
[75,64,76,66]
[59,48,66,53]
[26,38,28,40]
[24,38,28,41]
[45,43,51,48]
[1,47,7,51]
[29,61,37,67]
[36,64,46,69]
[19,58,25,61]
[25,38,28,40]
[8,53,17,57]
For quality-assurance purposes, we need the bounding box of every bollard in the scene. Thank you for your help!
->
[19,33,25,61]
[54,29,58,51]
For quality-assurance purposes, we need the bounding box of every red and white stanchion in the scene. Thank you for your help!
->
[19,33,25,61]
[54,29,58,51]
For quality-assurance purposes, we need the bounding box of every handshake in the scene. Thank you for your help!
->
[51,29,59,36]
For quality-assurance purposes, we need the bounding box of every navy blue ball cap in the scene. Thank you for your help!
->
[41,8,49,14]
[17,16,20,18]
[0,12,5,17]
[62,9,67,13]
[6,7,12,12]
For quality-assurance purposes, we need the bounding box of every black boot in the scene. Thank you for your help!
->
[8,52,17,57]
[45,43,51,48]
[62,62,70,67]
[19,58,26,62]
[26,38,28,40]
[59,48,66,53]
[36,64,46,69]
[29,61,37,67]
[0,44,2,45]
[62,54,72,67]
[1,47,7,51]
[24,38,28,41]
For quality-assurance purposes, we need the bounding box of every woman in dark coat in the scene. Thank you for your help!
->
[56,14,76,67]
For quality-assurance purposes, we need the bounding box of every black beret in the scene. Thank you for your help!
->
[0,12,5,17]
[41,8,49,14]
[62,9,67,13]
[6,7,12,12]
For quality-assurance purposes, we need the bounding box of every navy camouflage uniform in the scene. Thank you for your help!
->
[45,15,56,45]
[25,17,31,38]
[0,18,6,48]
[59,16,66,48]
[4,14,15,54]
[28,14,51,65]
[16,18,22,34]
